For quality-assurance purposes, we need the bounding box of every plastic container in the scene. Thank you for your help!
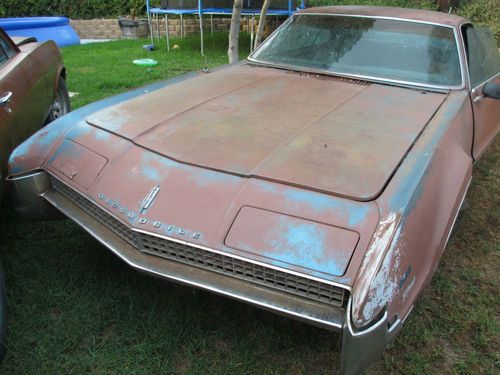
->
[0,17,80,47]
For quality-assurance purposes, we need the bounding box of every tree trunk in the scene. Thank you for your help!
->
[228,0,244,64]
[254,0,271,50]
[437,0,459,12]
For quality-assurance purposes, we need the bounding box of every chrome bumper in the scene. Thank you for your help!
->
[8,170,398,374]
[7,170,61,219]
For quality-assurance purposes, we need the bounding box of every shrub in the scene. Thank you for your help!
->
[1,0,145,19]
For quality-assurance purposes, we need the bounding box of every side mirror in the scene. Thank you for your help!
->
[482,80,500,100]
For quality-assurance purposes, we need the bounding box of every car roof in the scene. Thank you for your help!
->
[298,6,469,27]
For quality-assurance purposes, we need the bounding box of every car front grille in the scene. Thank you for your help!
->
[50,176,347,307]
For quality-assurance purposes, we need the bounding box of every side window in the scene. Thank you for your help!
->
[463,26,500,87]
[0,33,16,67]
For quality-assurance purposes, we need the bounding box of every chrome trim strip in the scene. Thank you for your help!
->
[457,22,472,90]
[42,188,345,330]
[49,173,352,291]
[248,13,465,91]
[443,176,472,248]
[296,12,461,28]
[6,169,48,183]
[345,296,388,337]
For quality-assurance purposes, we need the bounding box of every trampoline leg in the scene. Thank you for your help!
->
[156,14,160,43]
[250,15,255,53]
[210,14,214,36]
[147,11,154,46]
[165,15,170,52]
[180,14,184,38]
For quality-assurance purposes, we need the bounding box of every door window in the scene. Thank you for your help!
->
[463,26,500,87]
[0,34,16,67]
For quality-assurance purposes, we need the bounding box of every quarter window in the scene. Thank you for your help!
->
[463,26,500,87]
[0,34,16,67]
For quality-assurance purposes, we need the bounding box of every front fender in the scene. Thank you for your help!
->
[351,91,473,329]
[8,71,200,177]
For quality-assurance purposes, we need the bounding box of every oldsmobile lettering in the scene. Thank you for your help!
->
[98,192,203,241]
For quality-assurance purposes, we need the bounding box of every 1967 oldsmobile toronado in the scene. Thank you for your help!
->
[6,6,500,374]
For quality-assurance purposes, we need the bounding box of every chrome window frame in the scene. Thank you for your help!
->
[248,13,466,91]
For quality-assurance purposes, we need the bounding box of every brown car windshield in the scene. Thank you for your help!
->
[250,14,462,87]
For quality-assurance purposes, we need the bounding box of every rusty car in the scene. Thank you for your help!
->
[5,6,499,374]
[0,26,70,360]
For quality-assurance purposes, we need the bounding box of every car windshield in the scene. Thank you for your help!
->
[250,14,462,87]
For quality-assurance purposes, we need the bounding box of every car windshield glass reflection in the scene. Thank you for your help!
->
[250,15,462,87]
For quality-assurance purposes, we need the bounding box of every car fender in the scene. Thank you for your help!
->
[7,70,203,176]
[350,91,474,329]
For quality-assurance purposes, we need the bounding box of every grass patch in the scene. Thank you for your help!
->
[0,32,498,374]
[62,33,250,109]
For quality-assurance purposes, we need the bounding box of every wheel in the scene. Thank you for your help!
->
[0,260,6,362]
[46,77,71,123]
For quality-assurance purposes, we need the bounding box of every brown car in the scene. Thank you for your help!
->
[6,7,500,374]
[0,27,70,360]
[0,28,70,200]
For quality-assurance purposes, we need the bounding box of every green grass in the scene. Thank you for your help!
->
[0,33,499,374]
[62,33,251,109]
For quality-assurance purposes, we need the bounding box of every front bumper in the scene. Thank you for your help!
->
[8,170,399,374]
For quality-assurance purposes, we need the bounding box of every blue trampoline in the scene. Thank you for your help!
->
[146,0,305,52]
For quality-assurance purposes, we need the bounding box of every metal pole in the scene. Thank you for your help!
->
[250,15,255,53]
[156,13,160,43]
[199,1,204,56]
[146,0,154,46]
[180,14,184,38]
[210,14,213,36]
[198,0,207,70]
[165,15,170,51]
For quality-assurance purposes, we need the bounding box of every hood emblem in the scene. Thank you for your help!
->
[139,185,160,213]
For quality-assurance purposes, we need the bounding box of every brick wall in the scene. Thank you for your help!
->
[70,17,279,39]
[70,19,122,39]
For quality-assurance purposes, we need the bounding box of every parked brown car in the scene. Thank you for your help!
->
[0,27,70,360]
[0,28,70,199]
[6,7,500,374]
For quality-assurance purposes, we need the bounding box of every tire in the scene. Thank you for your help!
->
[0,260,7,362]
[46,77,71,123]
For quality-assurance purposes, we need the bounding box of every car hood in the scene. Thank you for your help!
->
[86,64,446,201]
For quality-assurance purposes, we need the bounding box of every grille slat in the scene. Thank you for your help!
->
[51,176,347,307]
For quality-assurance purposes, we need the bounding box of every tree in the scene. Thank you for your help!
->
[437,0,459,11]
[228,0,244,64]
[254,0,271,49]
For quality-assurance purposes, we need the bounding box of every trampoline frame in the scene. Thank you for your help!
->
[146,0,305,53]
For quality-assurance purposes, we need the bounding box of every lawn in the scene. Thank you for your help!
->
[0,33,498,374]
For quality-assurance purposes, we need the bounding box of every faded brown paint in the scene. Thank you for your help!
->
[88,66,446,200]
[6,6,500,374]
[351,91,475,328]
[471,76,500,159]
[0,28,63,199]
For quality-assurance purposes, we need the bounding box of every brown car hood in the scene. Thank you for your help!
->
[86,65,446,201]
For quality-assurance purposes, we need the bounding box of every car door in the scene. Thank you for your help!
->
[462,25,500,160]
[0,32,18,198]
